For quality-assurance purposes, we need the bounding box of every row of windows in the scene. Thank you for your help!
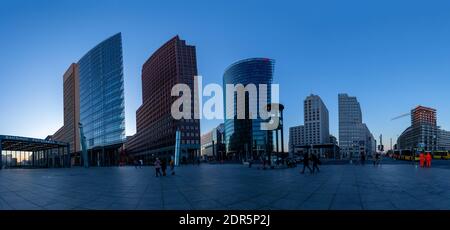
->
[181,140,200,145]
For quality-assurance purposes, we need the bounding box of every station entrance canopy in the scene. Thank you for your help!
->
[0,135,70,169]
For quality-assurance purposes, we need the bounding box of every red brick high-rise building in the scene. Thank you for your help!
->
[398,105,438,152]
[411,106,436,127]
[52,63,81,155]
[126,36,200,163]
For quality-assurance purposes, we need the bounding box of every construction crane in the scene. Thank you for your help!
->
[391,112,410,121]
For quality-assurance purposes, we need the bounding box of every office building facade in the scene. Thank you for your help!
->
[52,63,81,156]
[338,93,376,159]
[438,129,450,151]
[126,36,200,163]
[397,106,438,152]
[201,124,225,160]
[304,94,329,147]
[288,125,305,155]
[223,58,274,161]
[77,33,126,166]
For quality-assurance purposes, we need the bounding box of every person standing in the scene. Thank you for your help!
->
[169,158,175,175]
[139,159,143,169]
[301,152,312,174]
[426,153,432,168]
[154,158,162,177]
[311,153,320,174]
[161,158,167,176]
[261,157,266,170]
[419,153,425,168]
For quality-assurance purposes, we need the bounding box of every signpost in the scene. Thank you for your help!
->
[174,130,181,166]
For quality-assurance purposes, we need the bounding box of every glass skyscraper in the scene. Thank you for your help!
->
[78,33,125,149]
[223,58,274,161]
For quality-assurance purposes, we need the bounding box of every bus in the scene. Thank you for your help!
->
[433,151,450,160]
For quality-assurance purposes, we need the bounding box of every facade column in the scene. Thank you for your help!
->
[280,110,284,154]
[39,151,42,167]
[276,130,279,154]
[45,149,48,168]
[57,147,60,167]
[67,145,70,168]
[0,138,2,170]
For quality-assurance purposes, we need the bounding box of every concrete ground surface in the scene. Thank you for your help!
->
[1,163,449,210]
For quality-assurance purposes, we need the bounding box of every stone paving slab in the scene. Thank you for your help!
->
[1,163,450,210]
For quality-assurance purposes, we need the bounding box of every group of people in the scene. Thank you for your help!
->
[133,159,144,169]
[373,152,381,166]
[300,152,321,174]
[419,153,432,168]
[153,158,176,177]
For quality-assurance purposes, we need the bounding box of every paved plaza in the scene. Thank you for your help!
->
[1,163,450,210]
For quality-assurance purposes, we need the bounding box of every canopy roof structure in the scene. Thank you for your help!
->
[0,135,70,169]
[0,135,68,152]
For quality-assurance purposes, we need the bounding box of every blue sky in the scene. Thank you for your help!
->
[1,0,450,149]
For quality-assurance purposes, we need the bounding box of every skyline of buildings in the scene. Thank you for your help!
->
[3,0,450,155]
[2,31,450,168]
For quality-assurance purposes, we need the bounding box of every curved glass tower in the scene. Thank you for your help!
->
[78,33,125,149]
[223,58,274,161]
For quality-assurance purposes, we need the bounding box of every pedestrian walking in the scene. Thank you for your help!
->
[373,153,381,166]
[301,152,312,174]
[426,153,432,168]
[134,160,138,169]
[139,159,143,169]
[311,153,320,174]
[154,158,162,177]
[360,153,366,165]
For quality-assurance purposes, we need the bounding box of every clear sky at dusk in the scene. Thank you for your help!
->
[1,0,450,149]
